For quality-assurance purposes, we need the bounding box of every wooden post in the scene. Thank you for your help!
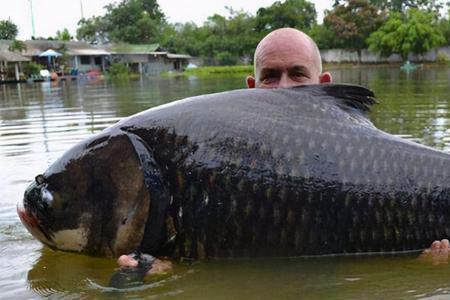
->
[15,63,20,81]
[0,61,4,81]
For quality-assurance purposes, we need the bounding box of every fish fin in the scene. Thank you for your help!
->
[126,133,172,256]
[298,83,377,114]
[325,84,377,113]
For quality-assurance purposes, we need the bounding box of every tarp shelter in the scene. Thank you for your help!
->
[39,49,62,70]
[39,49,62,57]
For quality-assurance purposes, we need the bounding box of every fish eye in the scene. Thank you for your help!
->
[35,174,45,185]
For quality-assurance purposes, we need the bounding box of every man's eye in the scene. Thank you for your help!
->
[261,74,278,83]
[292,72,306,78]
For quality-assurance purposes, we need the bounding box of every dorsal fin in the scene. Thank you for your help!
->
[295,83,378,114]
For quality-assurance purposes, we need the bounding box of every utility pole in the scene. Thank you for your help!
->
[80,0,85,19]
[28,0,36,39]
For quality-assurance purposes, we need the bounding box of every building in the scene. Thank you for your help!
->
[22,40,110,73]
[104,43,191,75]
[0,40,192,82]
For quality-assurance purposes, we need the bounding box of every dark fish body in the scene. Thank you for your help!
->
[18,84,450,259]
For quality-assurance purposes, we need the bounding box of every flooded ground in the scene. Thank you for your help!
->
[1,66,450,299]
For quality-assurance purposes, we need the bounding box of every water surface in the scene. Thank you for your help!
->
[1,67,450,299]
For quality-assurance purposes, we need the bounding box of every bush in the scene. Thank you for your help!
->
[436,52,450,64]
[215,52,238,66]
[182,65,253,76]
[108,63,129,78]
[23,61,43,76]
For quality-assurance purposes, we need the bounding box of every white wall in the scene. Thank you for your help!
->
[320,46,450,63]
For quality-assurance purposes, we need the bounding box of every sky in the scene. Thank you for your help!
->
[0,0,334,40]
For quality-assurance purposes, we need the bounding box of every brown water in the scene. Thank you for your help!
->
[1,67,450,299]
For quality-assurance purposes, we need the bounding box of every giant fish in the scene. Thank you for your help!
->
[17,84,450,261]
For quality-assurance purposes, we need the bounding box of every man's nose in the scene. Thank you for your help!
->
[278,73,296,88]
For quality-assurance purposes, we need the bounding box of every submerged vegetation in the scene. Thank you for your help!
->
[107,63,130,79]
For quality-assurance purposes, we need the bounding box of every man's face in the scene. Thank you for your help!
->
[255,40,320,88]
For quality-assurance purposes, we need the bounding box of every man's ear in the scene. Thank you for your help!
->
[246,75,256,88]
[319,72,332,83]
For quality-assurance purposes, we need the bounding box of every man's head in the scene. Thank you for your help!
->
[247,28,332,88]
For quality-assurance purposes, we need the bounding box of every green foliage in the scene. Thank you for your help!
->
[308,24,336,50]
[77,0,165,44]
[255,0,317,33]
[108,63,129,78]
[436,52,449,64]
[23,62,43,76]
[77,17,108,43]
[8,40,27,52]
[438,13,450,44]
[161,22,207,57]
[368,0,446,13]
[367,9,445,60]
[0,19,18,40]
[73,0,450,65]
[162,8,260,65]
[215,51,237,65]
[55,28,72,41]
[182,65,253,76]
[324,0,384,52]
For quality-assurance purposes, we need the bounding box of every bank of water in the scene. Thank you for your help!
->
[1,66,450,299]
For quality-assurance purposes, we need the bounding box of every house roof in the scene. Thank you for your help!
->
[0,40,30,62]
[0,40,190,61]
[167,53,192,59]
[104,43,164,54]
[20,40,110,56]
[0,51,30,62]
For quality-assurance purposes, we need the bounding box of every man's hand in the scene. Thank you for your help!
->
[420,239,450,265]
[117,254,172,275]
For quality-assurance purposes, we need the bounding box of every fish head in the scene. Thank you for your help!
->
[17,133,152,257]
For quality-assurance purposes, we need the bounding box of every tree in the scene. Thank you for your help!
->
[369,0,446,14]
[438,9,450,44]
[308,24,336,49]
[367,9,445,60]
[161,22,207,57]
[77,16,109,43]
[8,40,27,52]
[0,19,18,40]
[323,0,384,58]
[77,0,165,44]
[255,0,317,33]
[55,28,72,41]
[161,8,259,65]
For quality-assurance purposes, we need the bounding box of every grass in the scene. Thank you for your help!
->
[163,65,254,77]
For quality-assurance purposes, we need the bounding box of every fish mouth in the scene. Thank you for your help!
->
[17,202,56,249]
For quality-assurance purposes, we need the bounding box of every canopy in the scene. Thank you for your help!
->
[39,49,62,57]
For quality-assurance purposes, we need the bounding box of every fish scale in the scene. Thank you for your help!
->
[18,84,450,259]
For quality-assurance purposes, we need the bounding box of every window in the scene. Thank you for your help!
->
[80,56,90,65]
[94,57,102,65]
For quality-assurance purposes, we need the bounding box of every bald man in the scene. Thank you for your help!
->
[247,27,332,89]
[117,28,443,273]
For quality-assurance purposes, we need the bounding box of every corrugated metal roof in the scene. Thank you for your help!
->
[105,43,163,54]
[166,53,191,59]
[67,49,110,56]
[0,51,30,62]
[0,40,190,60]
[18,40,110,56]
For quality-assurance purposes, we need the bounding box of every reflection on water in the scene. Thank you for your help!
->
[1,67,450,299]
